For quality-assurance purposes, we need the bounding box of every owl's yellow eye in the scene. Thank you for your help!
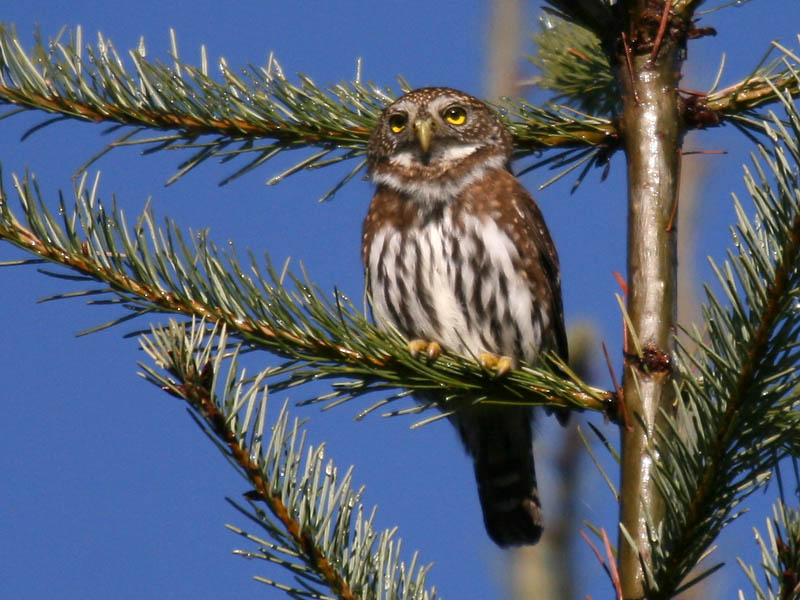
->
[443,106,467,126]
[388,113,407,133]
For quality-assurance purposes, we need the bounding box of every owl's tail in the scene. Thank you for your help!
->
[459,406,543,547]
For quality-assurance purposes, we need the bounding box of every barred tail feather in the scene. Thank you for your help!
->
[456,406,542,546]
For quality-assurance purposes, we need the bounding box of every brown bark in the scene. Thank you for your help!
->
[616,2,685,597]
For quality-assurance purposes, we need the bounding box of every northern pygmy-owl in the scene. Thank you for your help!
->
[362,88,567,546]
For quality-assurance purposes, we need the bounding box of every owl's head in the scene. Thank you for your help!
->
[367,88,513,203]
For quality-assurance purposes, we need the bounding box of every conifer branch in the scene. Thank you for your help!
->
[531,12,617,116]
[695,0,758,15]
[648,91,800,597]
[0,168,613,419]
[699,39,800,128]
[0,24,615,191]
[3,22,796,195]
[138,319,439,599]
[532,13,800,137]
[738,502,800,599]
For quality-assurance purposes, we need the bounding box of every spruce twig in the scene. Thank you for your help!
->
[0,167,613,418]
[2,23,797,195]
[531,14,800,136]
[138,319,439,599]
[702,38,800,130]
[0,24,615,189]
[738,502,800,599]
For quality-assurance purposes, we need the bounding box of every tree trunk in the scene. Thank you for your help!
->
[616,3,683,597]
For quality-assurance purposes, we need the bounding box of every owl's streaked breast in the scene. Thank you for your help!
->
[365,204,544,364]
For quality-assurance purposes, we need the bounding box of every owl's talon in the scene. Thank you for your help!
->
[408,339,442,360]
[479,352,513,377]
[407,339,426,357]
[426,341,442,360]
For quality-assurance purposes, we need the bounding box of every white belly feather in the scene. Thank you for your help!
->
[367,208,544,362]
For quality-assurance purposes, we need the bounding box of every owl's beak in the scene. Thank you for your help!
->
[414,118,434,154]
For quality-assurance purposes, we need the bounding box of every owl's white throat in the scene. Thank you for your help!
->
[388,143,481,168]
[374,146,506,205]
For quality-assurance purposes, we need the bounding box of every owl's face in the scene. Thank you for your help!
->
[367,88,513,204]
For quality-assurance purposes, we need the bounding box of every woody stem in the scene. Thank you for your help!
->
[616,1,685,597]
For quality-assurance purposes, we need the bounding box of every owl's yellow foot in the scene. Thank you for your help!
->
[479,352,513,377]
[408,339,442,360]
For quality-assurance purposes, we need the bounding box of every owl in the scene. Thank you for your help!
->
[362,87,568,546]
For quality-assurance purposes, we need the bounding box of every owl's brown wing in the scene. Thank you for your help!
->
[516,185,569,364]
[460,168,568,363]
[461,169,570,427]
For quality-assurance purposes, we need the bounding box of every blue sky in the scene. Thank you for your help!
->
[1,2,799,598]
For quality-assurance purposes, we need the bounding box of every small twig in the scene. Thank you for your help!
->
[601,528,624,600]
[648,0,673,65]
[603,341,629,430]
[177,362,358,600]
[612,271,629,297]
[582,530,612,579]
[621,32,640,104]
[567,47,591,62]
[681,150,727,155]
[581,528,623,599]
[666,153,681,233]
[612,271,630,357]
